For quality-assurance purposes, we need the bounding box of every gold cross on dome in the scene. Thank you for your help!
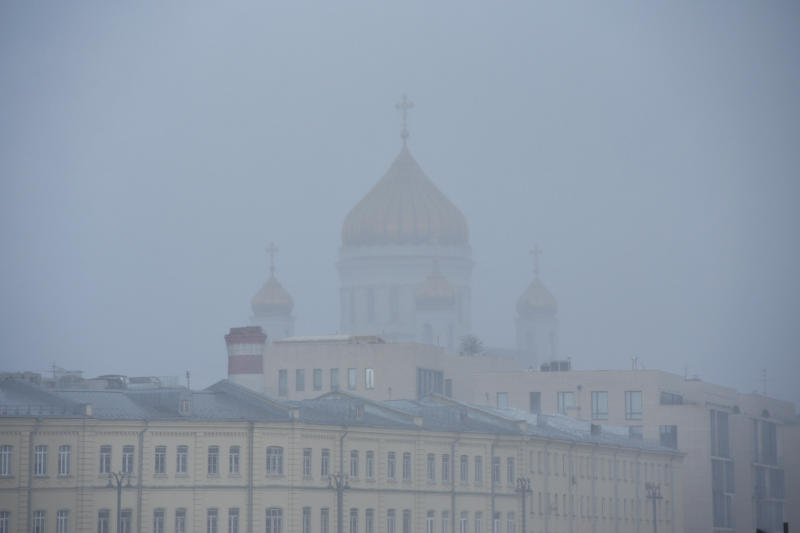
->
[266,242,278,276]
[530,245,542,279]
[395,94,414,144]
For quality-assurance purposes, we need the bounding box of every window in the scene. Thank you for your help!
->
[175,509,186,533]
[207,509,218,533]
[416,368,444,399]
[712,459,734,528]
[625,391,642,420]
[442,454,450,483]
[176,445,188,474]
[441,511,449,533]
[629,426,643,440]
[557,392,575,414]
[330,369,340,390]
[266,509,282,533]
[321,449,330,477]
[34,445,47,476]
[229,446,240,475]
[493,513,500,533]
[0,445,11,476]
[122,445,134,474]
[496,392,508,409]
[427,511,435,533]
[460,455,468,483]
[267,447,284,475]
[303,448,312,478]
[402,452,411,481]
[348,368,357,390]
[387,510,396,533]
[445,379,453,398]
[296,369,305,391]
[350,450,359,478]
[278,370,288,396]
[302,507,310,533]
[492,457,501,485]
[98,510,110,533]
[153,509,165,533]
[365,368,375,390]
[365,509,374,533]
[460,512,468,533]
[506,513,515,533]
[120,510,132,533]
[229,508,239,533]
[388,452,396,480]
[474,512,482,533]
[0,511,8,533]
[321,508,329,533]
[349,509,358,533]
[591,391,608,420]
[474,456,483,484]
[506,457,514,485]
[427,453,436,482]
[366,451,374,480]
[207,446,219,475]
[529,392,541,414]
[58,445,70,476]
[33,511,45,533]
[659,425,678,449]
[99,445,111,474]
[57,510,68,533]
[659,391,683,405]
[313,369,323,391]
[710,410,730,458]
[402,510,411,533]
[154,446,166,474]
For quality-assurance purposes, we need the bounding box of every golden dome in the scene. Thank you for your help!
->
[416,267,457,309]
[251,274,294,317]
[342,144,469,246]
[517,278,557,316]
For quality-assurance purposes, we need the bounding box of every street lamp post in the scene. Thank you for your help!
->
[515,478,532,533]
[328,472,350,533]
[107,471,133,533]
[645,483,662,533]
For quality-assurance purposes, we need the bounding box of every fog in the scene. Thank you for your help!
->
[1,2,798,406]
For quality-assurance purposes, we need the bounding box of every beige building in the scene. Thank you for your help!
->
[0,375,682,533]
[469,369,796,533]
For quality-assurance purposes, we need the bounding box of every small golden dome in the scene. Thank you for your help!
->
[342,144,469,247]
[517,278,557,316]
[251,275,294,317]
[416,263,457,309]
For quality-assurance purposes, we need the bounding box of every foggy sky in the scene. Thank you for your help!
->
[2,2,799,406]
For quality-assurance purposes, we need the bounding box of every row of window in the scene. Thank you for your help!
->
[278,368,375,396]
[514,391,644,420]
[0,497,672,533]
[0,443,675,484]
[526,450,673,485]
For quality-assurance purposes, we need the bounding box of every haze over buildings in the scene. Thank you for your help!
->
[1,2,799,409]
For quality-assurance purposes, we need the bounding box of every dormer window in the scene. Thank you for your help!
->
[179,398,192,415]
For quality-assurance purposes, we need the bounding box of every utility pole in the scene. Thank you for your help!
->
[515,478,532,533]
[107,471,134,533]
[645,483,662,533]
[328,472,350,533]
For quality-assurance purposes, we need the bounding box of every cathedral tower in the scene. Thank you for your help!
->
[250,243,294,343]
[338,96,472,344]
[515,246,558,369]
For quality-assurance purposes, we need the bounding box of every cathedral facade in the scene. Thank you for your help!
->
[247,97,560,367]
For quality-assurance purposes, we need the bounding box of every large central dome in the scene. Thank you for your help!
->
[342,145,469,246]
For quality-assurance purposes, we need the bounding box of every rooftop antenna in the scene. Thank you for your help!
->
[631,356,638,370]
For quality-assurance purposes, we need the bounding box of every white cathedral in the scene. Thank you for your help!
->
[249,96,559,371]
